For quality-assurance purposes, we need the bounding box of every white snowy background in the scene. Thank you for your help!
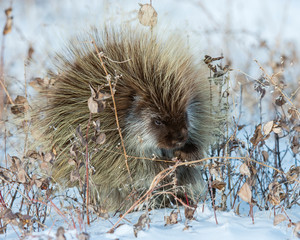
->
[0,0,299,239]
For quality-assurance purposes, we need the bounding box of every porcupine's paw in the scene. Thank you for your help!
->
[174,143,207,204]
[174,142,201,161]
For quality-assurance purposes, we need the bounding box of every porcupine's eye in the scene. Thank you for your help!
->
[154,119,163,126]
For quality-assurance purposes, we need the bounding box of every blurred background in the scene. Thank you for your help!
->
[0,0,299,123]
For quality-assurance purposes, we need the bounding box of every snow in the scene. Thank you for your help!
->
[2,205,298,240]
[1,0,299,239]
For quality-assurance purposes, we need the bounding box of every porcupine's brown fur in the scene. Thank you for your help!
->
[35,26,218,211]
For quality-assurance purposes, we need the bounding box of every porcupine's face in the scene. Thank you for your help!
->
[148,112,188,150]
[127,96,190,151]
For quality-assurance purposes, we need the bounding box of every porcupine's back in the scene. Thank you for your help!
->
[35,26,215,210]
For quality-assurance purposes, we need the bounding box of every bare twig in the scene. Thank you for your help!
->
[85,112,92,225]
[91,38,132,182]
[208,171,218,224]
[108,163,179,233]
[255,59,300,118]
[0,76,14,105]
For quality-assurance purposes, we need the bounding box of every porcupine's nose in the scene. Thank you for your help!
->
[171,128,188,146]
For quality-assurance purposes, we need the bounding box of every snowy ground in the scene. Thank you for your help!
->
[0,204,300,240]
[3,204,300,240]
[1,0,299,239]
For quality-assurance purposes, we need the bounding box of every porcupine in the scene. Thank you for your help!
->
[35,26,218,212]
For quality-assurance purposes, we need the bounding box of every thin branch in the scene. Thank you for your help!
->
[0,76,14,105]
[85,113,92,225]
[91,38,132,182]
[254,59,300,118]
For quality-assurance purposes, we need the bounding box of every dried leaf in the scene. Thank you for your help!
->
[254,76,269,99]
[238,125,246,130]
[11,96,29,114]
[262,151,269,162]
[273,214,287,226]
[0,170,10,181]
[133,213,150,237]
[291,136,299,154]
[138,4,158,27]
[26,150,41,160]
[209,167,220,178]
[88,97,102,114]
[273,126,282,134]
[184,207,196,221]
[292,145,299,154]
[27,45,34,62]
[275,95,286,106]
[92,206,110,219]
[247,176,256,187]
[17,169,26,183]
[52,146,57,156]
[89,83,98,98]
[286,166,300,184]
[5,8,12,16]
[269,182,279,191]
[78,232,90,240]
[250,124,263,146]
[183,225,190,231]
[70,145,78,157]
[288,108,297,123]
[169,211,178,224]
[76,125,87,146]
[40,179,49,190]
[293,126,300,132]
[35,179,43,188]
[263,121,274,136]
[96,133,106,145]
[8,155,22,171]
[238,182,252,203]
[95,92,111,101]
[164,216,171,225]
[203,55,224,64]
[235,202,242,216]
[18,214,32,221]
[14,95,26,105]
[164,211,178,226]
[93,119,101,133]
[56,226,66,240]
[2,209,17,221]
[211,180,226,190]
[29,77,56,91]
[294,221,300,238]
[44,152,54,162]
[70,169,80,182]
[3,16,13,35]
[17,213,33,227]
[68,158,76,166]
[280,122,290,132]
[40,162,48,170]
[239,163,251,177]
[287,174,298,183]
[228,138,244,151]
[268,182,283,206]
[250,165,257,176]
[88,84,107,113]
